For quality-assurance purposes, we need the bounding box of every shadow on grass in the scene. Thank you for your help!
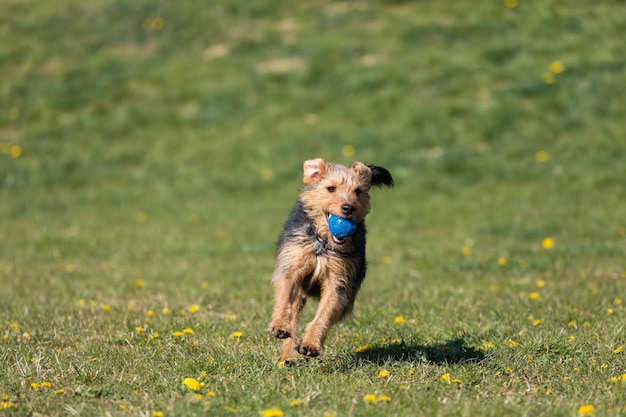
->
[334,337,487,368]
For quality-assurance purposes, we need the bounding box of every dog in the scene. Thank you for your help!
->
[268,158,393,362]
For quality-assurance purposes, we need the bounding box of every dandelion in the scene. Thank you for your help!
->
[102,304,112,312]
[260,168,274,181]
[231,331,244,339]
[497,257,507,266]
[440,373,462,384]
[135,279,145,288]
[535,150,549,163]
[543,72,555,84]
[613,346,623,354]
[549,61,565,74]
[162,307,173,315]
[152,411,164,417]
[172,331,185,337]
[183,327,195,335]
[363,394,378,403]
[577,404,595,416]
[529,292,541,300]
[461,246,472,256]
[9,323,19,330]
[609,374,626,382]
[506,340,519,347]
[541,237,555,250]
[31,382,40,391]
[378,395,391,402]
[290,399,301,407]
[54,389,64,395]
[224,314,238,321]
[136,211,148,223]
[568,320,577,327]
[259,408,284,417]
[342,145,355,157]
[382,255,393,265]
[146,310,154,317]
[355,343,375,353]
[394,316,406,324]
[207,391,216,397]
[183,378,203,392]
[187,304,200,314]
[378,369,390,378]
[151,333,159,339]
[532,318,544,327]
[537,280,546,288]
[201,281,209,289]
[10,145,22,159]
[504,0,517,8]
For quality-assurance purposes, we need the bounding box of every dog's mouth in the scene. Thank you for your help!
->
[326,213,347,245]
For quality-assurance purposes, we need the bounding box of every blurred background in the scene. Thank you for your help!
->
[1,0,625,303]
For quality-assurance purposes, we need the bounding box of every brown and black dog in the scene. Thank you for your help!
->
[268,158,393,362]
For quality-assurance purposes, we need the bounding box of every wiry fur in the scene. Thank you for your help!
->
[268,158,393,362]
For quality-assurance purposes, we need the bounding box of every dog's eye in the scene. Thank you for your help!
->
[327,186,336,193]
[355,188,361,196]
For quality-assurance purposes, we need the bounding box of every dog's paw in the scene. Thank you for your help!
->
[297,343,322,358]
[268,327,291,339]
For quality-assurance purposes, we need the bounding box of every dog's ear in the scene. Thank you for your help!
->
[303,158,327,185]
[351,162,373,190]
[368,165,394,188]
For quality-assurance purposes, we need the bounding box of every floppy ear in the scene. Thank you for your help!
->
[351,162,372,190]
[368,165,394,188]
[303,158,326,185]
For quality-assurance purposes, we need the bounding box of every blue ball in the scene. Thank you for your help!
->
[328,214,357,239]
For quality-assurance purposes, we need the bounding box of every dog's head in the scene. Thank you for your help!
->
[299,158,393,244]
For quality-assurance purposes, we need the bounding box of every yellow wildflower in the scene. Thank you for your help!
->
[541,237,554,250]
[378,369,390,378]
[355,343,375,353]
[363,394,378,403]
[535,150,549,163]
[529,292,541,300]
[187,304,200,313]
[577,404,594,416]
[342,145,355,157]
[172,331,185,337]
[183,327,194,335]
[183,378,203,392]
[549,61,565,74]
[613,346,623,354]
[135,279,145,288]
[497,257,507,266]
[231,331,244,339]
[394,316,406,324]
[259,408,284,417]
[152,412,164,417]
[378,395,391,402]
[260,168,274,181]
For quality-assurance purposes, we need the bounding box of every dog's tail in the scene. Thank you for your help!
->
[368,165,394,188]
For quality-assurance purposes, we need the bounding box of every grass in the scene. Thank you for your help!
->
[1,0,625,416]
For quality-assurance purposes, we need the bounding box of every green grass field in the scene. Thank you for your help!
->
[1,0,625,416]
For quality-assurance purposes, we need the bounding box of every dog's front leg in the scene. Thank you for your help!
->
[298,280,348,358]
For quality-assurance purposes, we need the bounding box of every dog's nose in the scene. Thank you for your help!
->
[341,204,355,215]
